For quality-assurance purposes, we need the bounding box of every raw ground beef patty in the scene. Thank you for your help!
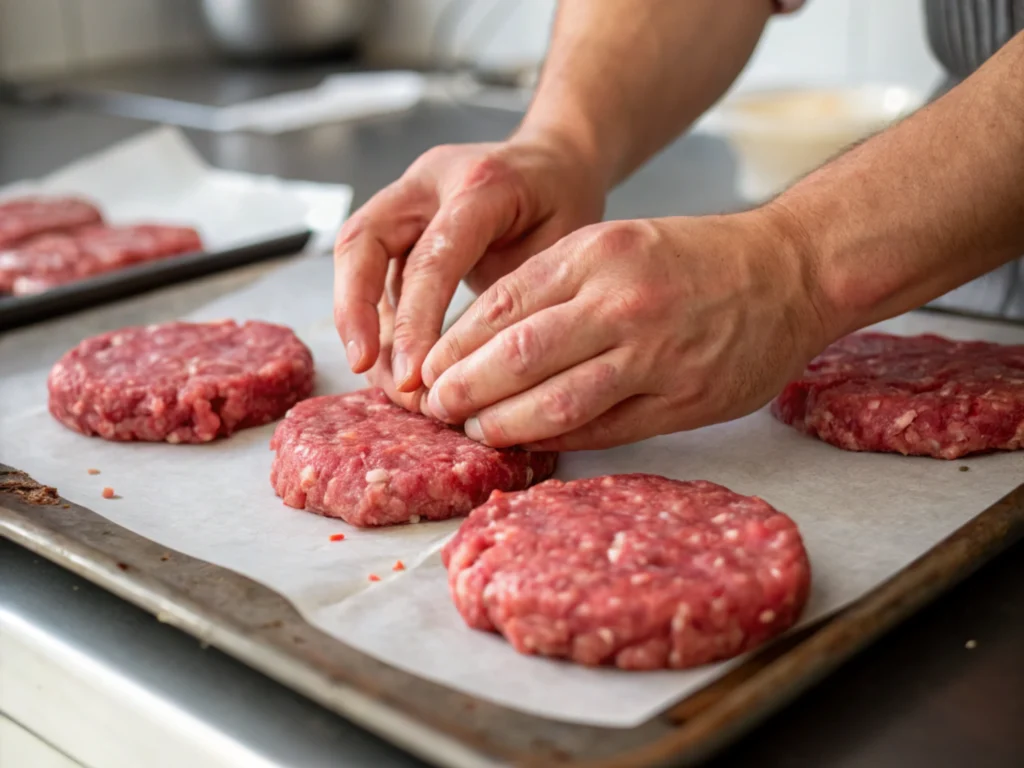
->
[49,320,314,443]
[772,332,1024,459]
[442,474,811,670]
[0,224,202,295]
[270,389,558,527]
[0,196,103,249]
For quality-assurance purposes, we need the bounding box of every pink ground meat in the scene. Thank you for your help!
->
[1,224,202,295]
[443,474,811,670]
[270,389,558,527]
[772,332,1024,459]
[0,196,103,250]
[48,320,314,443]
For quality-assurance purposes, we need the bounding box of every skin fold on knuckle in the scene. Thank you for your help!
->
[502,322,544,378]
[540,384,585,432]
[480,281,522,331]
[437,368,476,419]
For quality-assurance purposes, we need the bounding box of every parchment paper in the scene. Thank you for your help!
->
[1,255,1021,728]
[0,127,352,254]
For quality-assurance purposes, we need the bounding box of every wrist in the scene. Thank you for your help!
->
[513,108,618,192]
[752,201,841,356]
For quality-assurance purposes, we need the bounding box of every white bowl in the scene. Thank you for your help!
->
[711,84,926,201]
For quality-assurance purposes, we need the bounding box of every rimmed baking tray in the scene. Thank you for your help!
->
[2,461,1021,768]
[0,229,310,331]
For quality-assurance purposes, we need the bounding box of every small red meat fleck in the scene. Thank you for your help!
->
[101,487,115,499]
[368,573,381,582]
[392,560,406,571]
[87,468,100,475]
[329,533,346,542]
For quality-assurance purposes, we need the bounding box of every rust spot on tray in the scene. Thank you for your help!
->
[0,469,60,506]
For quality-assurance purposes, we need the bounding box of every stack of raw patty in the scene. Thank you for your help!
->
[0,196,202,295]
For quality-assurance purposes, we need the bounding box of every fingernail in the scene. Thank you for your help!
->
[464,417,484,443]
[427,387,450,422]
[346,340,363,371]
[392,353,409,387]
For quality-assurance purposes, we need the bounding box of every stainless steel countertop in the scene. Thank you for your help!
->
[1,88,1022,768]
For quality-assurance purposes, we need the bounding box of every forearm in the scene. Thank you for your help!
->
[773,31,1024,339]
[516,0,772,188]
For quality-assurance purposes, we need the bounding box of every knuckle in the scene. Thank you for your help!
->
[334,213,367,252]
[594,219,658,255]
[600,284,648,324]
[480,281,521,329]
[441,368,476,412]
[540,385,584,431]
[406,232,452,277]
[462,155,513,191]
[501,323,543,377]
[391,315,421,353]
[433,333,464,371]
[411,144,452,170]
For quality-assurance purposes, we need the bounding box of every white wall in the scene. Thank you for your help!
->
[0,0,943,96]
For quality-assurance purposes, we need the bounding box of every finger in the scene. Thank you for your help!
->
[333,181,433,373]
[421,242,584,388]
[522,394,670,452]
[462,347,639,448]
[367,291,426,412]
[427,298,615,424]
[390,183,520,393]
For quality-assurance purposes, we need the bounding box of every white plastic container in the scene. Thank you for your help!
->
[711,84,926,201]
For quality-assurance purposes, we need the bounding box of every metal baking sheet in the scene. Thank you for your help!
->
[0,230,310,330]
[2,471,1022,768]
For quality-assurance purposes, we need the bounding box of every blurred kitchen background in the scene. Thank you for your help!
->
[0,0,941,93]
[0,0,949,204]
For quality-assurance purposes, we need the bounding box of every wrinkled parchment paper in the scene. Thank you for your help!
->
[1,255,1021,728]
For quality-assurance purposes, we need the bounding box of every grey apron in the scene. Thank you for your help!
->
[923,0,1024,318]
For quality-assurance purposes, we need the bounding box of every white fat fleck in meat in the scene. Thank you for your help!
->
[607,531,627,564]
[724,528,740,541]
[671,603,691,632]
[630,572,651,586]
[453,461,471,481]
[867,399,881,410]
[657,510,672,521]
[711,513,730,525]
[759,609,776,624]
[408,514,421,524]
[165,433,181,444]
[711,597,728,614]
[891,409,918,433]
[525,467,533,484]
[300,465,317,490]
[597,627,615,646]
[365,468,390,484]
[712,556,725,568]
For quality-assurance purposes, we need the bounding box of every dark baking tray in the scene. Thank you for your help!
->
[0,229,311,330]
[2,464,1022,768]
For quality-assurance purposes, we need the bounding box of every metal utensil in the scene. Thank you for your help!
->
[199,0,374,60]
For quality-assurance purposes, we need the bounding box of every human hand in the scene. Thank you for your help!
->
[419,209,833,450]
[333,133,606,408]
